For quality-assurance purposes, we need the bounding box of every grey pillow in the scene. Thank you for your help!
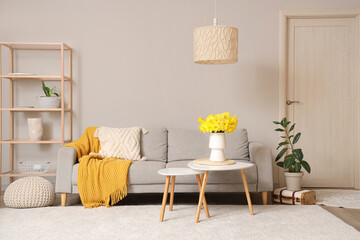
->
[140,127,168,162]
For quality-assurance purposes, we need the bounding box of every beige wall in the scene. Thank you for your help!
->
[1,0,360,188]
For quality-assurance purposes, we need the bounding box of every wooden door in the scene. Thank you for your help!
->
[285,17,358,187]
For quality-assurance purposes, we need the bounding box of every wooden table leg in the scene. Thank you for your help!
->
[195,171,209,223]
[196,174,210,218]
[159,176,171,222]
[169,176,175,211]
[241,169,254,215]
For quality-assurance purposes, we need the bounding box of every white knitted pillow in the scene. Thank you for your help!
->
[94,126,148,160]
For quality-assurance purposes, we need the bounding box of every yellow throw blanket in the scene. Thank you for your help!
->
[65,127,132,208]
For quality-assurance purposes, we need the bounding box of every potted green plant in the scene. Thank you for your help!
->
[38,81,60,108]
[273,117,311,191]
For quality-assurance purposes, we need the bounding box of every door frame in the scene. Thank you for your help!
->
[279,9,360,189]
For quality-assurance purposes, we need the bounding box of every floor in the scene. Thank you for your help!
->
[1,191,359,231]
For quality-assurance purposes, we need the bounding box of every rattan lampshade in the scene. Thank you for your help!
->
[194,25,238,64]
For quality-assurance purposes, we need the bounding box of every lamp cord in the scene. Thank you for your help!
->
[215,0,217,19]
[213,0,218,26]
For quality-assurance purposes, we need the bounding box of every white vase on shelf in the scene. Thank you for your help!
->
[209,132,226,162]
[27,118,43,141]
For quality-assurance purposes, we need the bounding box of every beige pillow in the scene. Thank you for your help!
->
[94,126,148,161]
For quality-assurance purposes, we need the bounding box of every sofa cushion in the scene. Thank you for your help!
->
[72,161,167,186]
[226,129,250,160]
[168,128,249,162]
[165,160,257,184]
[140,127,167,162]
[128,161,166,184]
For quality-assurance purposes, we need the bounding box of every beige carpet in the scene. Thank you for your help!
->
[0,205,359,240]
[316,189,360,208]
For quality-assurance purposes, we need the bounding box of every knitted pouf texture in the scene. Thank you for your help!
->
[4,177,55,208]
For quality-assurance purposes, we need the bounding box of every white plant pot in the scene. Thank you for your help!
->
[38,96,60,108]
[27,118,43,141]
[209,132,226,162]
[284,171,304,191]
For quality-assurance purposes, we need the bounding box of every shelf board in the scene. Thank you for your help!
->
[0,139,71,144]
[1,108,71,112]
[0,170,56,177]
[0,42,71,50]
[0,75,71,81]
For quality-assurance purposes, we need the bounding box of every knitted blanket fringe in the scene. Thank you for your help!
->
[85,183,128,209]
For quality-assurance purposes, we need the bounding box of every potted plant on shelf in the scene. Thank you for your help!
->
[273,117,311,191]
[198,112,238,162]
[38,81,60,108]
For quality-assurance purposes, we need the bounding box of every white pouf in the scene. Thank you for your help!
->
[4,177,55,208]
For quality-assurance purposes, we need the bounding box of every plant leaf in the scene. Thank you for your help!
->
[284,155,295,169]
[285,121,291,127]
[293,133,301,144]
[301,161,311,174]
[42,81,50,96]
[292,149,304,160]
[276,141,289,150]
[276,161,284,168]
[273,121,281,125]
[49,89,53,96]
[284,154,294,160]
[47,87,51,96]
[275,128,285,132]
[294,161,301,172]
[42,81,46,93]
[54,92,59,97]
[289,123,295,132]
[275,148,287,162]
[280,117,287,127]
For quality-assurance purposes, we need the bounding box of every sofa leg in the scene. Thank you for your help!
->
[61,193,67,207]
[262,192,268,205]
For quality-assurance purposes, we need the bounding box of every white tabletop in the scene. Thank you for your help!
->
[158,168,203,176]
[188,161,255,172]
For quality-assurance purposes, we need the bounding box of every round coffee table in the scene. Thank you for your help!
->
[188,160,255,223]
[157,168,209,222]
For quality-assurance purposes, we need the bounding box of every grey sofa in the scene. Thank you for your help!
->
[55,128,273,206]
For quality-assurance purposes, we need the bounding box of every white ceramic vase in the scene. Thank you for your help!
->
[38,96,60,108]
[27,118,43,141]
[209,132,226,162]
[284,171,304,191]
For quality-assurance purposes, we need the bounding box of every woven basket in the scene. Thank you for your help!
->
[193,158,236,166]
[18,161,50,174]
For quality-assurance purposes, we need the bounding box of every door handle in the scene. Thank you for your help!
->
[286,100,300,105]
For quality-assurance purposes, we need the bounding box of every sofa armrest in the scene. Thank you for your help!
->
[249,142,273,192]
[55,147,77,194]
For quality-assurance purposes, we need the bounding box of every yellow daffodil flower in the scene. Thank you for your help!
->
[198,112,238,133]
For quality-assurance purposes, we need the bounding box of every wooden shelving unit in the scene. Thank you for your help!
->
[1,170,56,177]
[0,42,73,189]
[1,108,71,112]
[0,75,71,80]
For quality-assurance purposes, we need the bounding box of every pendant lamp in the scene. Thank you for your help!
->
[193,0,238,64]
